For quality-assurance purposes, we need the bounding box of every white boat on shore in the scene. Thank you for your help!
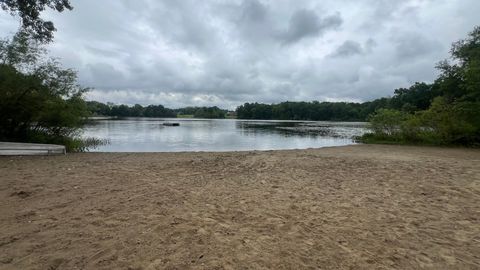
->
[0,142,66,156]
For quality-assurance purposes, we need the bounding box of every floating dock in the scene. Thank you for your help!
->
[0,142,66,156]
[163,122,180,126]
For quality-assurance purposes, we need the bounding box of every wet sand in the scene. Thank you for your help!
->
[0,145,479,269]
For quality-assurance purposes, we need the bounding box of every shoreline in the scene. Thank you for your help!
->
[87,143,478,153]
[70,144,480,160]
[1,144,479,269]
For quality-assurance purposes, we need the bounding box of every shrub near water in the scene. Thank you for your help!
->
[0,32,95,152]
[362,99,477,145]
[367,109,410,140]
[361,26,480,147]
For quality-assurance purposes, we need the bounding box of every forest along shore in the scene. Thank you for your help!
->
[1,145,479,269]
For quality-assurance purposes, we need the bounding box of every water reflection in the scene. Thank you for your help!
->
[81,118,367,152]
[236,121,367,138]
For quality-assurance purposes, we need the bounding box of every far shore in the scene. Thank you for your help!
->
[1,145,479,269]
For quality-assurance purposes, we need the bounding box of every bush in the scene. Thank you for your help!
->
[360,26,480,147]
[26,129,106,152]
[367,109,410,139]
[415,97,478,145]
[0,32,93,152]
[360,98,479,146]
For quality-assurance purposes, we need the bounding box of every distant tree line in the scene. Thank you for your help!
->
[88,77,446,122]
[86,101,227,119]
[86,102,177,118]
[176,106,227,119]
[235,82,438,121]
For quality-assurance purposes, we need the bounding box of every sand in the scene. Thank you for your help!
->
[0,145,479,269]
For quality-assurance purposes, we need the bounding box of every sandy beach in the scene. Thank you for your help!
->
[0,145,479,269]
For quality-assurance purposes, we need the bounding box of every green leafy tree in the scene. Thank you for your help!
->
[368,109,410,137]
[0,32,92,151]
[416,97,477,144]
[236,101,378,121]
[390,82,438,112]
[1,0,73,42]
[86,101,111,116]
[361,26,480,146]
[193,106,226,119]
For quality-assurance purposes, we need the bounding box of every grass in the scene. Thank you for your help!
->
[177,114,194,118]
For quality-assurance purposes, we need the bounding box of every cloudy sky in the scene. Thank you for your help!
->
[1,0,478,109]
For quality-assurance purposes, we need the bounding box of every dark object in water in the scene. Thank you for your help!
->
[163,122,180,126]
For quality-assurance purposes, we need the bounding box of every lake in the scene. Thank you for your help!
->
[82,118,368,152]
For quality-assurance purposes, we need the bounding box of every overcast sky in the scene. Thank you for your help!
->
[1,0,479,109]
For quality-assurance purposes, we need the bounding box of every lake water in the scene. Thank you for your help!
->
[82,118,368,152]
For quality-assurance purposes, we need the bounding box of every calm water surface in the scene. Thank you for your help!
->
[82,118,368,152]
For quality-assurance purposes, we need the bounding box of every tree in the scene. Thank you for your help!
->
[86,101,111,116]
[0,0,73,42]
[367,109,410,137]
[193,106,226,119]
[433,26,480,143]
[361,26,480,146]
[0,32,91,151]
[390,82,437,112]
[417,97,476,144]
[450,26,480,102]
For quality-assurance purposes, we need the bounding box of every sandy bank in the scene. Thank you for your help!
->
[1,145,479,269]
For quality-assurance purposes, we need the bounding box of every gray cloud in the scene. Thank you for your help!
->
[281,10,342,44]
[392,31,443,59]
[1,0,479,109]
[330,38,377,58]
[331,40,363,57]
[241,0,267,22]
